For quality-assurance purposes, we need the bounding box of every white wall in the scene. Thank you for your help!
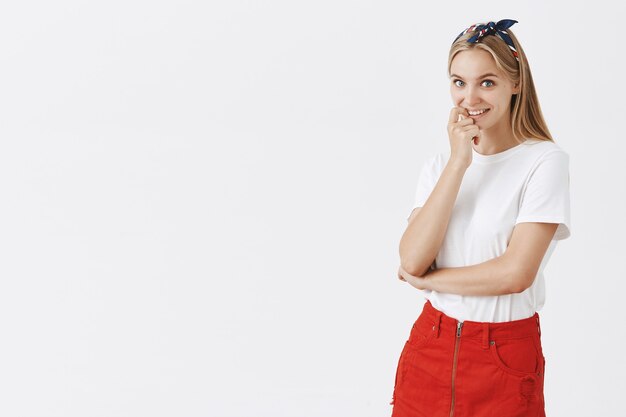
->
[0,1,621,416]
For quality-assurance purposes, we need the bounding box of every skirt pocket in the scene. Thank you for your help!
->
[390,314,438,406]
[406,314,437,350]
[390,340,410,405]
[488,334,543,378]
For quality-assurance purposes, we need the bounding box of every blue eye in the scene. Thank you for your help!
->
[452,79,495,87]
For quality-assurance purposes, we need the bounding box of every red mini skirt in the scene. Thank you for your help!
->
[390,300,546,417]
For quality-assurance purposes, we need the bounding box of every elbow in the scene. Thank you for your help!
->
[508,270,536,294]
[509,281,526,294]
[499,252,537,294]
[399,250,421,278]
[400,259,433,278]
[398,234,436,278]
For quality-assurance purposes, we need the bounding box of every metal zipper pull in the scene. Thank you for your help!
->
[456,321,463,337]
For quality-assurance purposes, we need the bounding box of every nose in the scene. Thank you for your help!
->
[464,86,481,107]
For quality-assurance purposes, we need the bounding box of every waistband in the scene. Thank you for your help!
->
[420,300,542,349]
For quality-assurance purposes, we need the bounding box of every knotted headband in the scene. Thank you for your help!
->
[453,19,520,62]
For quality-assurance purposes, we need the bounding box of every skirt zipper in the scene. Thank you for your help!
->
[449,321,463,417]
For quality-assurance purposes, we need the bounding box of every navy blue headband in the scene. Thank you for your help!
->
[453,19,519,62]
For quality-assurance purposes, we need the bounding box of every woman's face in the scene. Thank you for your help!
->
[449,49,519,130]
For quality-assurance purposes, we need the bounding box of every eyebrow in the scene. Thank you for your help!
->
[450,73,499,79]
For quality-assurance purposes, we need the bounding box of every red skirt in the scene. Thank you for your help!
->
[390,300,546,417]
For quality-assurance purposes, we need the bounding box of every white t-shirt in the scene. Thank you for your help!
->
[407,138,571,322]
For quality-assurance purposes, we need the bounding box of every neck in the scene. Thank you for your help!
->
[472,118,521,155]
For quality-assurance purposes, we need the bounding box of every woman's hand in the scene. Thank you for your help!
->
[397,265,431,290]
[447,107,480,169]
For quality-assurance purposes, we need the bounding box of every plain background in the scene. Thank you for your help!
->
[0,1,623,416]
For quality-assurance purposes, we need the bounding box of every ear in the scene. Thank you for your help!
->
[512,82,520,95]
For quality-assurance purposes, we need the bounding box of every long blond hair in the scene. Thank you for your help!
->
[447,25,553,143]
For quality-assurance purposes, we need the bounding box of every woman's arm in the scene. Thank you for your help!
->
[399,161,467,277]
[399,222,559,296]
[400,107,477,277]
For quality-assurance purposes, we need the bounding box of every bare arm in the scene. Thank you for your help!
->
[399,107,478,277]
[399,222,559,296]
[399,161,467,277]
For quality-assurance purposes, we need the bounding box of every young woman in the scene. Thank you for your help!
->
[390,19,571,417]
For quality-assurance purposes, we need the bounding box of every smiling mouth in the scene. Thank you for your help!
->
[468,108,490,117]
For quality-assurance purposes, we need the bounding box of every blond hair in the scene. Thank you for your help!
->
[447,26,553,143]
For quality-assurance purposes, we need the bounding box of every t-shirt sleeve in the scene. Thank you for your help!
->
[515,150,571,240]
[406,154,440,222]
